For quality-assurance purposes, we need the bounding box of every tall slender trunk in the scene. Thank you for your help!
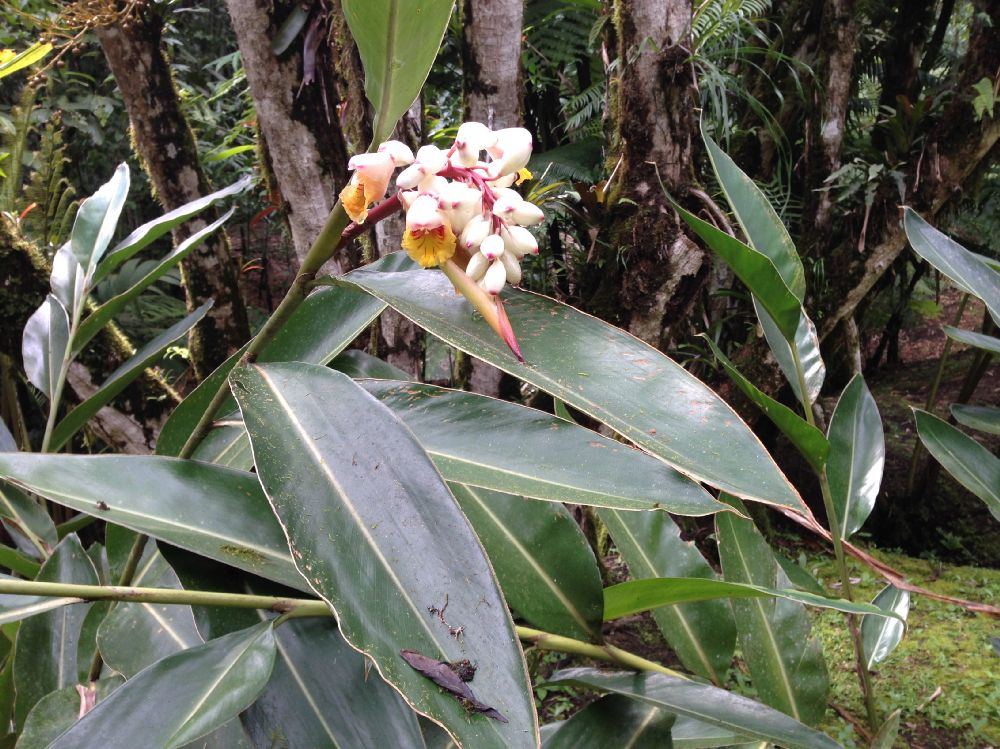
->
[224,0,351,266]
[97,12,251,379]
[461,0,524,394]
[595,0,706,349]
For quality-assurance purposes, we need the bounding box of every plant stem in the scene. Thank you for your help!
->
[790,344,880,729]
[905,292,969,495]
[516,627,686,678]
[0,577,330,615]
[55,513,98,538]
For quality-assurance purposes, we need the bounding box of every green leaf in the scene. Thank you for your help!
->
[674,202,801,339]
[871,709,902,749]
[203,145,257,164]
[13,535,97,728]
[702,127,805,299]
[96,176,253,285]
[49,244,85,321]
[270,4,311,54]
[450,484,604,641]
[603,578,899,621]
[17,676,123,749]
[0,42,52,79]
[0,480,57,556]
[331,349,411,379]
[716,495,829,726]
[242,617,425,748]
[701,336,828,471]
[951,404,1000,435]
[22,294,70,399]
[97,547,202,677]
[49,301,214,452]
[341,0,456,142]
[47,622,276,748]
[861,585,909,670]
[0,573,80,626]
[0,545,40,578]
[545,669,843,749]
[914,409,1000,521]
[827,374,884,540]
[597,509,735,685]
[942,325,1000,355]
[340,261,804,512]
[0,454,305,591]
[755,300,825,408]
[75,209,233,351]
[364,380,726,515]
[232,363,537,748]
[542,694,675,748]
[156,285,385,457]
[905,208,1000,324]
[71,164,130,280]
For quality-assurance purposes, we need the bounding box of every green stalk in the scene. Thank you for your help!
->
[790,344,879,729]
[905,292,970,495]
[512,627,687,677]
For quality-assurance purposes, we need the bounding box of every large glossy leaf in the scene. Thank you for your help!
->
[542,694,675,748]
[71,163,130,279]
[702,336,827,471]
[331,349,411,379]
[75,210,232,350]
[13,535,97,728]
[702,129,805,299]
[450,484,604,641]
[17,676,123,749]
[22,294,70,399]
[716,496,828,726]
[365,380,725,515]
[340,260,803,511]
[156,284,386,457]
[942,325,1000,355]
[49,301,213,452]
[341,0,455,142]
[546,669,842,749]
[827,374,884,540]
[951,403,1000,435]
[232,363,537,748]
[914,409,1000,521]
[96,175,254,284]
[604,578,898,620]
[242,616,425,749]
[0,573,79,625]
[861,585,909,670]
[674,202,801,339]
[0,454,305,591]
[597,509,735,685]
[755,299,825,407]
[905,208,1000,324]
[50,243,85,321]
[97,547,202,677]
[48,622,276,748]
[0,480,56,556]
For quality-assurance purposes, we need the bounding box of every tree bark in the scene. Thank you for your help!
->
[96,13,251,379]
[224,0,351,266]
[461,0,525,394]
[595,0,706,349]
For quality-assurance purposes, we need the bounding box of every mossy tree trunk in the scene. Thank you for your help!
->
[593,0,707,350]
[97,10,251,380]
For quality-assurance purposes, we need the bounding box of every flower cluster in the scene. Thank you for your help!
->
[339,122,542,296]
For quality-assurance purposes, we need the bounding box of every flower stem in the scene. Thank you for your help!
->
[515,627,686,678]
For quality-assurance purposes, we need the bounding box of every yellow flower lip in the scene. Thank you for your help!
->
[403,222,457,268]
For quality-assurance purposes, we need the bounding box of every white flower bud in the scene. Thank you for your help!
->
[414,144,449,175]
[500,250,523,286]
[377,140,414,165]
[482,258,507,295]
[406,194,444,231]
[491,190,521,220]
[459,215,492,251]
[503,225,539,257]
[438,182,483,233]
[395,163,424,190]
[479,233,505,261]
[488,171,517,189]
[421,176,450,197]
[398,190,420,210]
[511,201,545,226]
[487,127,533,178]
[466,251,489,281]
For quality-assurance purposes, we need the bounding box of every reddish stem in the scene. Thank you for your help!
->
[336,192,403,250]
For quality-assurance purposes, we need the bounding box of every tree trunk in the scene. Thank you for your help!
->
[461,0,525,394]
[224,0,351,266]
[97,12,251,379]
[595,0,706,349]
